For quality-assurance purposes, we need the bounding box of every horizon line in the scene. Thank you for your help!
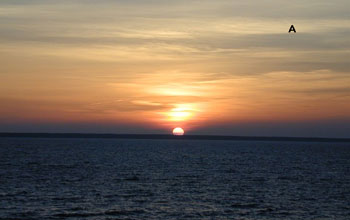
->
[1,132,349,143]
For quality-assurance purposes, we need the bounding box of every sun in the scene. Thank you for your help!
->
[172,127,184,136]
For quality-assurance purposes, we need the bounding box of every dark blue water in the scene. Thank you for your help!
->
[0,138,349,219]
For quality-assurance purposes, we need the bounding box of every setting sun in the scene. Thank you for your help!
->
[172,127,185,136]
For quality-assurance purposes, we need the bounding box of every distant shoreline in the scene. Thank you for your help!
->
[0,133,349,143]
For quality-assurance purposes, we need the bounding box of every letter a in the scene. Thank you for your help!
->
[289,25,296,33]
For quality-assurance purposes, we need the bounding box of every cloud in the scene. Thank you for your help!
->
[84,99,170,113]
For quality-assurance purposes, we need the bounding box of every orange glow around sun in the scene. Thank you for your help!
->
[166,104,196,122]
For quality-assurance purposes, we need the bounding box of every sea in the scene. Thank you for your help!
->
[0,138,349,219]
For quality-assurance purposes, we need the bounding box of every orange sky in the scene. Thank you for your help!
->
[1,1,350,137]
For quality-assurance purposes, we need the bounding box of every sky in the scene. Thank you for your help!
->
[0,0,350,137]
